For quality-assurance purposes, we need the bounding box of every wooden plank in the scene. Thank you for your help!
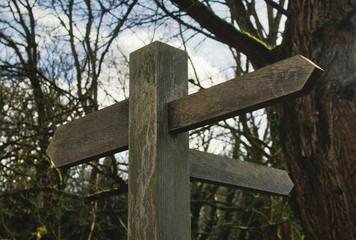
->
[168,55,323,133]
[128,42,190,239]
[47,55,322,167]
[189,149,294,196]
[46,100,128,167]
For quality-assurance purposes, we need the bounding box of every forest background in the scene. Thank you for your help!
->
[1,0,355,239]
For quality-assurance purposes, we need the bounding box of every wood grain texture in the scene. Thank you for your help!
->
[47,55,322,167]
[128,42,190,239]
[189,150,294,196]
[168,55,323,133]
[46,100,129,167]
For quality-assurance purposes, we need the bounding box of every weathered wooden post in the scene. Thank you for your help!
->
[47,41,323,240]
[128,42,190,239]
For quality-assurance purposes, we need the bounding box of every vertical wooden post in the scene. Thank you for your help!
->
[128,42,190,239]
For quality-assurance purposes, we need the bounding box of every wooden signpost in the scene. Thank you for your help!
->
[47,42,323,239]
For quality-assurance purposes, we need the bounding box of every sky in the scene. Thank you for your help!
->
[1,0,287,166]
[93,0,287,158]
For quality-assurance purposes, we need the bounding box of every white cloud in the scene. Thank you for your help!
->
[98,30,233,106]
[188,54,227,92]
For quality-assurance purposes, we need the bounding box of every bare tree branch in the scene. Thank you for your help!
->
[85,187,127,203]
[264,0,290,17]
[169,0,277,67]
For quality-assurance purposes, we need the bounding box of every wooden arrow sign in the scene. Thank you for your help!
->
[45,43,323,239]
[169,55,323,133]
[47,100,129,167]
[47,55,322,168]
[189,150,293,196]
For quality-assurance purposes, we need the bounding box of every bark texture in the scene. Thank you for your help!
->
[277,1,356,239]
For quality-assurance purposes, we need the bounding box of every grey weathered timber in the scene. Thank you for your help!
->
[46,100,128,167]
[128,42,190,239]
[168,55,323,133]
[47,55,322,167]
[189,150,293,196]
[44,42,325,239]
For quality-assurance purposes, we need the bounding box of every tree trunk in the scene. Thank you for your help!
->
[277,1,356,239]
